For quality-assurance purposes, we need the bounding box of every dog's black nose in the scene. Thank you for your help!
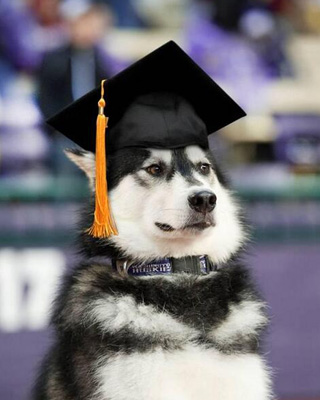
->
[188,191,217,213]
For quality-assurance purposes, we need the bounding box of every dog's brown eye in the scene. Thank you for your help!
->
[146,164,163,176]
[199,163,210,175]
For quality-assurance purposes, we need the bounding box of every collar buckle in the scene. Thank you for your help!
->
[115,259,130,277]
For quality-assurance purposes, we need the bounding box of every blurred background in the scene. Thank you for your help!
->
[0,0,319,398]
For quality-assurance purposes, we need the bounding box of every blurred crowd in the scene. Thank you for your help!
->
[0,0,319,179]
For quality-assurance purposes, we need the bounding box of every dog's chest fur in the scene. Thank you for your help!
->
[43,262,271,400]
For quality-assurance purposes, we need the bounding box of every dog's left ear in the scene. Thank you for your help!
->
[65,149,95,190]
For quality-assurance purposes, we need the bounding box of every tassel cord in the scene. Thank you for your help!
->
[87,80,118,238]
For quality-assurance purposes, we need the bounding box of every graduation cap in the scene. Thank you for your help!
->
[47,41,246,238]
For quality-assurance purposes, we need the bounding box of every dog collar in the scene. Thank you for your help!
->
[112,255,216,277]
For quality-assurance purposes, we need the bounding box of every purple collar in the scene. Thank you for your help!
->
[112,256,216,277]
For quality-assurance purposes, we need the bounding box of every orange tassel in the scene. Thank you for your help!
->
[87,80,118,238]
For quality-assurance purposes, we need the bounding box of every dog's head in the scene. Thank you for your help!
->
[67,145,246,264]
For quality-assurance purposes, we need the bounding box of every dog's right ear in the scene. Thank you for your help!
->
[64,149,95,190]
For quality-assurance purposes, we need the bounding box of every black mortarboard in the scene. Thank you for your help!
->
[46,41,246,239]
[47,40,245,154]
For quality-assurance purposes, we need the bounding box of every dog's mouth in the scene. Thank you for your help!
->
[182,220,214,230]
[155,216,215,233]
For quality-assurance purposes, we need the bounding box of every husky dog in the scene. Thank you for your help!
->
[34,145,271,400]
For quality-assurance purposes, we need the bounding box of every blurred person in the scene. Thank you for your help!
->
[0,0,25,94]
[0,0,64,178]
[37,0,125,175]
[185,0,291,111]
[25,0,67,61]
[37,0,124,119]
[269,0,307,32]
[28,0,62,26]
[0,0,65,83]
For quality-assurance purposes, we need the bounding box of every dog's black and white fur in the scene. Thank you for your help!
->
[34,145,271,400]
